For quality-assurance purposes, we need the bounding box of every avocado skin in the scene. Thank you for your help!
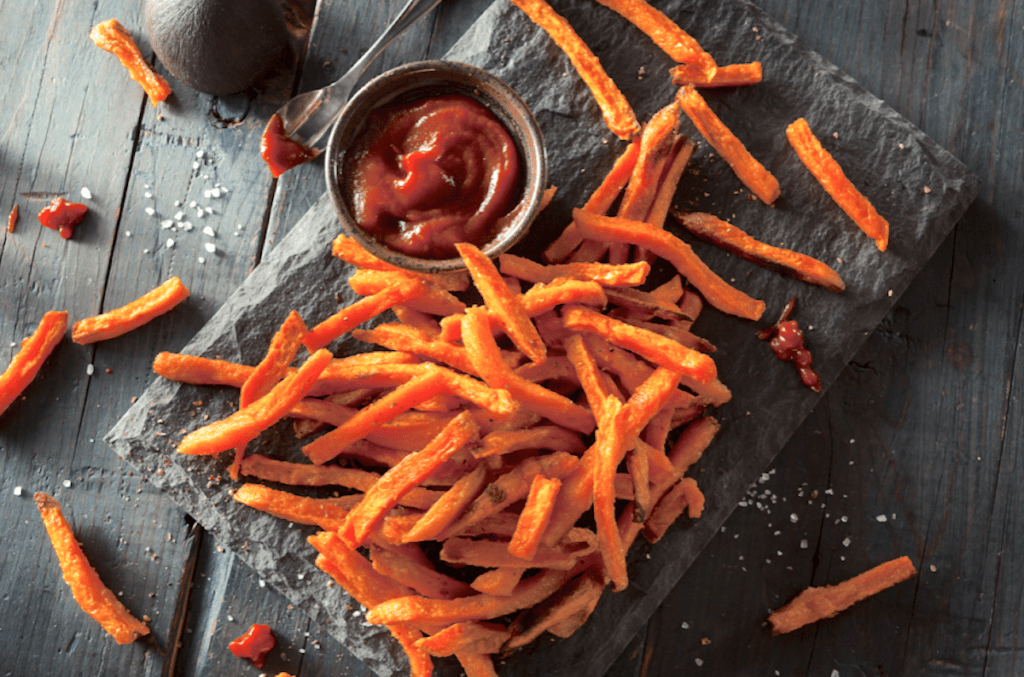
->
[145,0,289,95]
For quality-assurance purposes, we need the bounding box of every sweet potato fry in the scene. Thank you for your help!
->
[0,310,67,416]
[366,568,574,625]
[238,453,380,488]
[544,139,642,263]
[503,568,605,651]
[303,366,449,465]
[348,269,467,316]
[562,305,716,383]
[472,426,585,458]
[233,483,354,530]
[393,305,442,338]
[458,243,546,364]
[72,277,189,344]
[643,477,704,542]
[289,400,456,452]
[508,475,562,560]
[416,621,510,657]
[668,415,720,474]
[90,19,171,105]
[34,492,150,644]
[573,209,766,320]
[786,117,890,251]
[471,567,527,596]
[625,445,650,522]
[593,0,716,73]
[402,464,489,543]
[644,137,696,233]
[499,254,650,287]
[178,349,332,456]
[340,412,480,547]
[620,103,682,223]
[353,324,477,374]
[590,397,632,590]
[506,0,639,139]
[304,277,428,351]
[673,210,845,292]
[332,234,470,291]
[442,530,595,570]
[677,85,780,204]
[370,544,476,600]
[564,333,619,421]
[768,556,917,634]
[546,597,600,638]
[671,62,762,88]
[514,355,581,385]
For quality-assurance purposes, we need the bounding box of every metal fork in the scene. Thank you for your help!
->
[275,0,444,148]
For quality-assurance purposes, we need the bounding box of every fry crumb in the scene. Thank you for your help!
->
[923,186,931,193]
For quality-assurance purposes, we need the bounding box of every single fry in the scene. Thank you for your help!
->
[593,0,716,73]
[673,210,845,292]
[671,62,762,88]
[544,139,642,263]
[370,544,476,600]
[503,568,605,651]
[89,19,171,105]
[786,116,890,251]
[177,349,332,455]
[677,85,780,204]
[415,621,510,657]
[506,0,639,138]
[304,277,427,351]
[643,477,704,542]
[645,137,696,234]
[508,475,562,560]
[354,324,478,375]
[619,102,681,223]
[303,366,448,465]
[35,492,150,644]
[233,483,354,530]
[471,567,527,596]
[592,398,631,590]
[348,269,467,316]
[457,243,546,364]
[573,209,766,321]
[472,426,585,459]
[0,310,67,416]
[768,556,917,634]
[402,464,489,543]
[332,234,470,291]
[499,253,650,287]
[73,277,190,344]
[340,412,480,548]
[441,531,595,570]
[562,305,717,383]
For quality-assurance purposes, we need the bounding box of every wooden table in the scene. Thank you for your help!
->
[0,0,1018,675]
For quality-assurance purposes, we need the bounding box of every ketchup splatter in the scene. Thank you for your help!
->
[756,296,822,392]
[228,623,275,668]
[7,204,18,233]
[260,113,319,178]
[38,197,87,239]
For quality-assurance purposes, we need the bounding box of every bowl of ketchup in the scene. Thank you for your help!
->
[324,60,547,273]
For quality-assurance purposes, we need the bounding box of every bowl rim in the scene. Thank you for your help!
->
[324,59,547,274]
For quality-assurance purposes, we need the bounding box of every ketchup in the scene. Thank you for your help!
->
[38,197,87,239]
[261,114,319,178]
[228,623,275,668]
[343,94,521,259]
[756,296,822,392]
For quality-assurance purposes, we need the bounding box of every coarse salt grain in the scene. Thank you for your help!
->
[161,220,174,229]
[800,539,808,549]
[204,189,212,198]
[174,211,184,221]
[166,238,175,248]
[196,209,204,218]
[205,207,213,214]
[80,187,92,199]
[192,162,200,170]
[259,580,266,588]
[211,188,221,198]
[681,622,689,629]
[831,671,840,677]
[842,537,851,547]
[205,243,216,253]
[790,513,799,523]
[930,565,937,572]
[197,257,205,264]
[876,514,888,522]
[227,615,233,622]
[203,226,215,237]
[63,480,71,488]
[86,364,94,376]
[695,659,703,667]
[182,222,193,231]
[196,150,204,158]
[144,207,155,216]
[125,231,131,237]
[13,486,22,496]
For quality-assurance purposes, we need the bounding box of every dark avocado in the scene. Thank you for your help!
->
[144,0,289,96]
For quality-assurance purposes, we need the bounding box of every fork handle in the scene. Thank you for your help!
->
[348,0,445,82]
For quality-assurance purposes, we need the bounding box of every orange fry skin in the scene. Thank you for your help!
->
[72,277,189,344]
[677,85,780,204]
[233,483,354,530]
[673,210,845,292]
[671,62,762,88]
[593,0,717,73]
[769,556,917,634]
[0,310,67,416]
[304,277,427,351]
[508,475,562,560]
[506,0,639,140]
[35,492,150,644]
[89,19,171,105]
[499,254,649,287]
[786,117,890,251]
[177,349,333,456]
[573,209,766,321]
[416,622,510,657]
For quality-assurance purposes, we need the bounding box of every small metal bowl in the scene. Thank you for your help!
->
[324,60,547,274]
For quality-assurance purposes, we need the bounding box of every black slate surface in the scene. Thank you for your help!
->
[107,0,979,675]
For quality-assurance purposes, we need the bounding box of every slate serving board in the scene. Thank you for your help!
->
[107,0,979,675]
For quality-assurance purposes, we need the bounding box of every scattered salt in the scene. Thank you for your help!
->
[297,573,305,580]
[203,189,212,199]
[13,486,22,496]
[800,539,808,549]
[192,162,200,170]
[190,201,197,208]
[842,537,851,547]
[929,565,937,572]
[166,238,175,248]
[197,257,205,264]
[196,150,204,158]
[174,211,184,221]
[789,513,799,523]
[258,580,266,588]
[80,187,92,199]
[204,207,213,214]
[143,248,149,253]
[211,188,221,198]
[86,364,94,376]
[227,615,233,622]
[203,226,215,237]
[196,209,204,218]
[182,222,193,231]
[876,514,888,523]
[144,207,155,216]
[694,659,703,667]
[63,480,71,488]
[144,191,153,199]
[831,671,840,677]
[681,622,689,629]
[205,243,216,253]
[160,220,174,229]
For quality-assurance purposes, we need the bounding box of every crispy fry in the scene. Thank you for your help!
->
[178,349,332,455]
[768,556,917,634]
[290,400,455,452]
[233,483,353,530]
[34,492,150,644]
[508,475,562,560]
[89,19,171,105]
[625,445,650,522]
[238,453,379,488]
[0,310,67,416]
[671,62,762,87]
[504,568,604,651]
[458,243,546,364]
[72,277,190,344]
[514,355,581,385]
[332,234,470,291]
[471,567,527,596]
[340,412,479,547]
[500,254,650,287]
[620,103,682,223]
[416,621,510,657]
[544,139,642,263]
[668,415,719,474]
[573,209,766,321]
[303,366,449,465]
[370,544,476,600]
[643,477,704,542]
[393,305,443,337]
[506,0,639,139]
[673,210,845,291]
[472,426,585,458]
[402,464,489,543]
[348,269,467,316]
[592,398,631,589]
[644,137,696,235]
[677,85,780,204]
[565,333,619,421]
[442,530,595,570]
[593,0,716,72]
[305,277,428,351]
[786,117,890,251]
[563,305,716,383]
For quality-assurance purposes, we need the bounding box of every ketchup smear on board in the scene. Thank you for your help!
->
[260,114,319,178]
[38,197,87,239]
[756,296,822,392]
[228,622,276,668]
[343,94,522,259]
